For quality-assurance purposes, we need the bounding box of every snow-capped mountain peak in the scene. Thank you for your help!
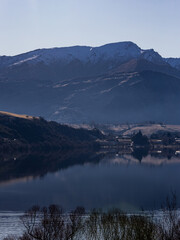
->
[140,49,164,64]
[0,41,175,69]
[89,41,141,60]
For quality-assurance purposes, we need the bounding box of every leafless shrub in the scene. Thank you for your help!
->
[158,192,180,240]
[3,193,180,240]
[5,205,85,240]
[84,209,102,240]
[85,209,158,240]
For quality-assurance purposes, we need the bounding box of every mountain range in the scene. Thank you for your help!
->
[0,41,180,124]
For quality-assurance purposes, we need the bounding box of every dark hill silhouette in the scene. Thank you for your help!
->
[0,112,103,151]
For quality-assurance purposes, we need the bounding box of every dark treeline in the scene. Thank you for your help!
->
[132,130,180,147]
[0,114,103,152]
[3,194,180,240]
[150,131,180,145]
[130,131,180,160]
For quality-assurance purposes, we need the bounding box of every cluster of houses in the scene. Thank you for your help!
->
[97,133,180,157]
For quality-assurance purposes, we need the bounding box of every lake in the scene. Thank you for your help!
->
[0,150,180,238]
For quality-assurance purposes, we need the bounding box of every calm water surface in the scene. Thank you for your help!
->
[0,151,180,238]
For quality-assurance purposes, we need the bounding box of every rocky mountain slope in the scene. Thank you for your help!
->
[0,41,180,124]
[165,58,180,70]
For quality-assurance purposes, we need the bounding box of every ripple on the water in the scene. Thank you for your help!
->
[0,212,23,239]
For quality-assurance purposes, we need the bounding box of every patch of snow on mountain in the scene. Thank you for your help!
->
[11,55,39,66]
[140,49,164,64]
[89,42,141,62]
[165,58,180,70]
[0,42,173,68]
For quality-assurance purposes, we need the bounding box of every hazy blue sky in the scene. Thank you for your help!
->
[0,0,180,57]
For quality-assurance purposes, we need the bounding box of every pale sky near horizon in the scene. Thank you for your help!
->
[0,0,180,57]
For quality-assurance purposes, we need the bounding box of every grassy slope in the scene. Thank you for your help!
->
[0,111,103,151]
[0,111,37,119]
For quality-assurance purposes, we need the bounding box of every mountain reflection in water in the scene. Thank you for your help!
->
[0,149,180,212]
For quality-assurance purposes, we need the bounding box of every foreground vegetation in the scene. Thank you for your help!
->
[4,194,180,240]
